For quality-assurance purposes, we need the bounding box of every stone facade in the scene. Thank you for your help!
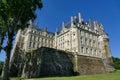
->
[12,21,54,53]
[10,13,115,77]
[12,12,113,59]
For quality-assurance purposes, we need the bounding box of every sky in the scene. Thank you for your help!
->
[0,0,120,61]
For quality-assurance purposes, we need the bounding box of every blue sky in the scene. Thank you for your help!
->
[0,0,120,61]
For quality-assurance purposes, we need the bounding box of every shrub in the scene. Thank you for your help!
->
[112,57,120,69]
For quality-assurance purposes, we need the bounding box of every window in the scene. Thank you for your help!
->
[63,43,64,48]
[86,33,88,37]
[67,41,69,45]
[85,39,87,45]
[92,49,94,55]
[80,37,83,44]
[39,32,41,35]
[41,38,43,42]
[30,35,32,40]
[95,50,97,55]
[88,48,90,54]
[91,41,93,46]
[98,42,100,48]
[29,42,32,47]
[33,42,35,48]
[90,34,92,39]
[83,47,85,53]
[90,49,92,55]
[93,41,95,47]
[45,39,47,44]
[39,43,41,47]
[86,48,88,54]
[37,43,39,48]
[94,50,96,55]
[32,36,34,40]
[81,47,83,53]
[82,31,84,36]
[80,30,81,35]
[67,34,69,38]
[89,40,91,46]
[34,36,36,41]
[49,40,51,44]
[32,30,34,33]
[73,32,75,36]
[38,37,39,41]
[35,43,37,48]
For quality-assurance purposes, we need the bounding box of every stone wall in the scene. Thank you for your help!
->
[10,47,74,78]
[10,46,25,77]
[10,47,115,78]
[77,55,106,75]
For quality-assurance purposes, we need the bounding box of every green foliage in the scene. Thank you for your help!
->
[0,61,4,75]
[0,0,43,79]
[0,0,43,50]
[112,57,120,69]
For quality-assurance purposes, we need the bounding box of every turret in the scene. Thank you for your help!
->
[99,34,115,72]
[104,34,113,64]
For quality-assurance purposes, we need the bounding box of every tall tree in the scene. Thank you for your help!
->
[0,0,43,80]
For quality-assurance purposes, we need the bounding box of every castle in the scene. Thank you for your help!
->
[12,12,112,59]
[10,13,114,77]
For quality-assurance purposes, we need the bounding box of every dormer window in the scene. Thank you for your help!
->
[73,32,75,36]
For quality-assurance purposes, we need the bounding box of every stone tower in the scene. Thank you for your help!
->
[102,34,114,71]
[98,24,114,72]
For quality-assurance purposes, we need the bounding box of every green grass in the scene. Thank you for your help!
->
[0,70,120,80]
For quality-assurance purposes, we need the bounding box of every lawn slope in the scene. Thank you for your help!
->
[25,70,120,80]
[0,70,119,80]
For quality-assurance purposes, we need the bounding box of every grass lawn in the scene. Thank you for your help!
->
[0,70,120,80]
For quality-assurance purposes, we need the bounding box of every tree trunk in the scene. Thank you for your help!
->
[2,34,13,80]
[2,52,10,80]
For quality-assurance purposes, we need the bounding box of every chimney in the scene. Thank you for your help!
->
[78,12,82,23]
[62,22,65,29]
[56,28,58,32]
[71,16,73,26]
[89,18,92,28]
[29,19,33,25]
[55,27,58,35]
[99,23,104,34]
[29,20,33,28]
[44,27,47,32]
[35,23,38,28]
[94,21,98,30]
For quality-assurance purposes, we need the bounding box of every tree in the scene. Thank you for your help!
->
[112,57,120,70]
[0,0,43,79]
